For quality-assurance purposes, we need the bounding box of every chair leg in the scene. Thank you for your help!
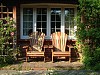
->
[69,56,71,63]
[52,54,53,63]
[52,57,53,63]
[44,56,45,62]
[52,49,54,63]
[69,47,71,63]
[26,56,28,62]
[44,48,46,62]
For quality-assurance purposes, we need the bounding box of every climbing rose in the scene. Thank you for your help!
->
[10,32,14,36]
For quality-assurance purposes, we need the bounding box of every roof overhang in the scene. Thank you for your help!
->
[1,0,78,6]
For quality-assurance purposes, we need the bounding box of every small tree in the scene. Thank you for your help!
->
[76,0,100,70]
[0,17,17,66]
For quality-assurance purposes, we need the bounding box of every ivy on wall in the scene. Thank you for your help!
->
[76,0,100,70]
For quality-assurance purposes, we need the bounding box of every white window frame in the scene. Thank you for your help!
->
[20,4,77,39]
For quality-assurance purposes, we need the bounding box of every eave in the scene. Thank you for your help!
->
[1,0,78,6]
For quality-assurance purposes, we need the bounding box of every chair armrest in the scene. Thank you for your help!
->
[23,46,29,52]
[23,46,28,49]
[67,45,74,48]
[67,45,74,53]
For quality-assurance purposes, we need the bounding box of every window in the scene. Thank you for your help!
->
[21,5,77,39]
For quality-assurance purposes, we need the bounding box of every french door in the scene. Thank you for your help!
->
[21,6,76,39]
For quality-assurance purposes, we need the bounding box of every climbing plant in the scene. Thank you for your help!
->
[0,17,17,66]
[76,0,100,70]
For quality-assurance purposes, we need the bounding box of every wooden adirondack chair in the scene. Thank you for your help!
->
[51,32,71,62]
[25,31,45,62]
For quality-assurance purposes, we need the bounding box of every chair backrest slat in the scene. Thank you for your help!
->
[51,32,67,52]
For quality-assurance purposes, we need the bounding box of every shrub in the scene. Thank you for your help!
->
[77,0,100,70]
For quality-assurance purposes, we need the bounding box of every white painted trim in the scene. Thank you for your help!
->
[46,7,51,39]
[61,8,64,32]
[33,8,36,32]
[20,7,23,39]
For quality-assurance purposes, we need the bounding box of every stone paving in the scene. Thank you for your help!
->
[1,61,83,70]
[0,61,100,75]
[0,70,100,75]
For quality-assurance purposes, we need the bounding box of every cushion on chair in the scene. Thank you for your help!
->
[32,45,42,52]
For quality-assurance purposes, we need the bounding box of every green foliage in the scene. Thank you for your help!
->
[77,0,100,70]
[0,17,17,67]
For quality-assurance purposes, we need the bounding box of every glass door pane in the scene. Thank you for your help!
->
[23,8,33,36]
[36,8,47,35]
[51,8,61,34]
[65,8,75,39]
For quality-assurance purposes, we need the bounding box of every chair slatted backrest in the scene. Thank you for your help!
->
[51,32,67,52]
[29,32,45,51]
